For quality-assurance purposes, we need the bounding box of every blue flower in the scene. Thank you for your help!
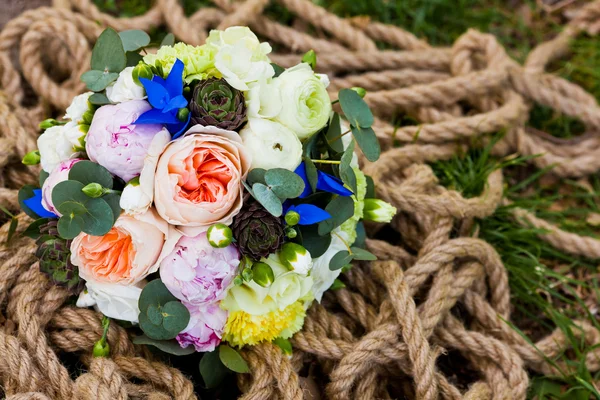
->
[294,162,353,198]
[23,189,57,219]
[135,59,190,138]
[284,203,331,225]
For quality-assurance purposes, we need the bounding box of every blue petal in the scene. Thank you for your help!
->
[152,75,167,86]
[294,163,312,199]
[169,111,191,139]
[165,59,184,98]
[162,95,188,114]
[23,189,57,219]
[289,204,331,225]
[317,170,353,197]
[136,108,181,125]
[140,78,169,109]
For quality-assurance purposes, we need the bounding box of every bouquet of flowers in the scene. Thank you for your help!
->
[19,26,395,381]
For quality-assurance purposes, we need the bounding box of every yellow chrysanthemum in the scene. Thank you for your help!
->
[223,301,306,348]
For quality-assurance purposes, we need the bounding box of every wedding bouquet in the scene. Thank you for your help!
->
[19,26,395,380]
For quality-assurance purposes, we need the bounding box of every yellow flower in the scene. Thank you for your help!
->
[223,301,306,348]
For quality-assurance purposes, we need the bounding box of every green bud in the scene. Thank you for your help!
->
[363,199,397,223]
[285,227,297,239]
[242,267,253,282]
[284,210,300,226]
[233,276,243,286]
[351,87,367,98]
[132,63,153,86]
[93,339,110,358]
[81,110,95,126]
[279,242,312,275]
[22,150,40,165]
[207,223,233,248]
[252,262,275,288]
[82,182,104,198]
[177,108,190,122]
[183,86,191,95]
[329,278,346,290]
[302,49,317,70]
[128,176,141,187]
[39,118,63,130]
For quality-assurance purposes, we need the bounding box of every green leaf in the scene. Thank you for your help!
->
[252,183,283,217]
[139,312,175,340]
[22,218,49,239]
[200,350,230,389]
[329,279,346,290]
[161,301,190,333]
[139,279,178,313]
[354,222,366,249]
[147,304,163,325]
[39,170,49,187]
[318,196,354,235]
[325,113,343,153]
[247,168,267,185]
[52,180,88,209]
[56,200,87,216]
[219,345,250,373]
[160,33,175,48]
[89,93,111,105]
[271,63,285,77]
[265,168,305,199]
[273,337,293,355]
[340,140,357,193]
[91,28,127,73]
[80,198,114,236]
[365,175,375,199]
[57,213,84,239]
[338,88,374,128]
[126,51,144,67]
[304,157,318,193]
[351,125,380,163]
[81,70,119,92]
[69,160,113,189]
[132,335,196,356]
[103,193,121,223]
[7,216,18,243]
[18,185,41,219]
[350,247,377,261]
[329,250,353,271]
[119,30,150,52]
[297,225,331,258]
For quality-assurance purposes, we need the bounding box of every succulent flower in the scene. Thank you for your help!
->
[231,195,284,260]
[36,220,84,294]
[190,78,247,131]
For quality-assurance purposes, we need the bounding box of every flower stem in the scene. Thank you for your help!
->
[311,159,341,165]
[327,129,352,145]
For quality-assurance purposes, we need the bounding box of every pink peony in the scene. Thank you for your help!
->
[41,158,81,215]
[160,232,239,305]
[86,100,168,182]
[177,302,227,352]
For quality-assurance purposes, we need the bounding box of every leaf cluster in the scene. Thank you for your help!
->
[138,280,190,341]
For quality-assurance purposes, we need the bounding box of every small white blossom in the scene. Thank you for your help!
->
[106,67,146,103]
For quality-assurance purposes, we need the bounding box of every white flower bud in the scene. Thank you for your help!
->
[363,199,397,223]
[279,243,312,275]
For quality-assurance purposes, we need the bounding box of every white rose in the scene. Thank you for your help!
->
[106,67,146,103]
[275,63,332,140]
[64,92,92,123]
[119,128,170,215]
[239,118,302,171]
[207,27,274,91]
[246,79,282,119]
[310,230,347,302]
[38,124,81,173]
[76,281,144,323]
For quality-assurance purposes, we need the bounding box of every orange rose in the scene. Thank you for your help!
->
[71,208,179,285]
[154,125,251,232]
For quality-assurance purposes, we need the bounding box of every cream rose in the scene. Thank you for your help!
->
[38,124,83,173]
[154,125,251,232]
[64,92,92,123]
[106,67,146,103]
[275,63,332,140]
[71,209,179,286]
[76,280,144,323]
[239,118,302,171]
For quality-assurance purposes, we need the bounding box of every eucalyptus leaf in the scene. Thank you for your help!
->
[139,312,175,340]
[297,225,331,258]
[56,201,87,216]
[304,157,318,193]
[340,140,357,193]
[247,168,267,185]
[271,63,285,77]
[139,279,178,313]
[18,185,39,219]
[354,222,366,249]
[160,33,175,48]
[103,193,122,223]
[265,168,305,199]
[161,301,190,334]
[350,247,377,261]
[89,93,111,105]
[133,335,196,356]
[69,160,113,188]
[7,217,18,243]
[147,304,163,325]
[119,30,151,52]
[81,70,119,92]
[39,170,49,187]
[91,28,127,73]
[57,213,84,239]
[365,175,375,199]
[318,196,354,235]
[80,198,114,236]
[338,88,374,128]
[52,180,88,209]
[329,250,353,271]
[22,218,49,239]
[126,51,144,67]
[351,125,380,162]
[325,113,343,153]
[219,345,250,373]
[252,183,283,217]
[200,350,230,389]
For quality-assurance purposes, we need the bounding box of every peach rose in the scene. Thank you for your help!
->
[71,208,180,285]
[154,125,251,232]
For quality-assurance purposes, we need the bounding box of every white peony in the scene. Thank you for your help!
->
[38,123,82,173]
[64,92,92,123]
[119,128,170,215]
[207,26,274,91]
[275,63,332,140]
[106,67,146,103]
[310,230,348,302]
[239,118,302,171]
[76,281,144,323]
[246,79,282,119]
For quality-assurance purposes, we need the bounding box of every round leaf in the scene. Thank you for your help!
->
[161,301,190,334]
[57,214,84,239]
[325,113,344,153]
[139,279,178,313]
[351,125,381,163]
[139,312,175,340]
[265,168,305,200]
[318,196,355,236]
[338,88,374,128]
[200,350,230,389]
[350,247,377,261]
[89,93,111,105]
[69,160,114,189]
[252,183,283,217]
[119,30,151,52]
[81,70,119,92]
[297,225,332,258]
[133,335,196,356]
[81,198,114,236]
[329,250,353,271]
[91,28,126,73]
[103,193,122,223]
[146,304,163,325]
[219,345,250,373]
[52,180,88,210]
[247,168,267,185]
